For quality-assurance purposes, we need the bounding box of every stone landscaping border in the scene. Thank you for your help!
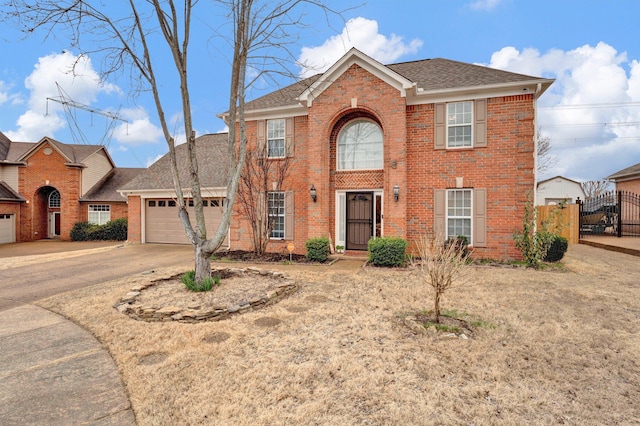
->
[114,267,298,323]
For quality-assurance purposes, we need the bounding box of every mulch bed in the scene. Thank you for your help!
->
[213,249,313,263]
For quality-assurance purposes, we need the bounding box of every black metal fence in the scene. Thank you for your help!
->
[578,190,640,238]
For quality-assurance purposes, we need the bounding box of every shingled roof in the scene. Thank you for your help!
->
[243,56,549,112]
[608,162,640,180]
[0,181,25,202]
[120,133,229,191]
[81,168,144,202]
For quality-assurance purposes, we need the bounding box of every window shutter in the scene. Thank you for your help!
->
[434,189,446,240]
[284,191,294,240]
[473,188,487,247]
[434,103,446,150]
[285,117,294,157]
[257,120,266,158]
[474,99,487,148]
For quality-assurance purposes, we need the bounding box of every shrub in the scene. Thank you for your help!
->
[70,218,128,241]
[70,222,95,241]
[368,236,408,267]
[305,237,331,262]
[181,270,220,292]
[544,236,568,262]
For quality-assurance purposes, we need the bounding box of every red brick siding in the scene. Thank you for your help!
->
[127,196,142,243]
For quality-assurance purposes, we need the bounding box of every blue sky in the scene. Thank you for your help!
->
[1,0,639,182]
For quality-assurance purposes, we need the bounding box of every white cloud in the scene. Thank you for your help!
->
[0,81,9,105]
[298,17,423,77]
[485,42,640,182]
[469,0,504,11]
[4,51,119,142]
[112,107,164,146]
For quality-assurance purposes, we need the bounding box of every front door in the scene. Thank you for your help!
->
[346,192,373,250]
[49,212,61,238]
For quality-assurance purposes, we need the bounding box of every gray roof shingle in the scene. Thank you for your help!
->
[0,181,25,202]
[81,168,144,202]
[608,162,640,180]
[120,133,229,191]
[243,57,548,112]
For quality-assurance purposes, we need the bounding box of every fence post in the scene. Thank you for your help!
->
[617,190,622,238]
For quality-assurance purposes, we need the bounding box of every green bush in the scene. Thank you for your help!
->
[70,222,95,241]
[70,218,127,241]
[305,237,331,262]
[544,236,568,262]
[181,270,220,292]
[368,236,408,267]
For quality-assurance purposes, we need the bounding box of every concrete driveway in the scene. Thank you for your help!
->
[0,241,194,312]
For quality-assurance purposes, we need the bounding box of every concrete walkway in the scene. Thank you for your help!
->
[0,305,135,425]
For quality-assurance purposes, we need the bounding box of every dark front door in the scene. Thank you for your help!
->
[347,192,373,250]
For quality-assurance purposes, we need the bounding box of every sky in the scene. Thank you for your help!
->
[1,0,639,183]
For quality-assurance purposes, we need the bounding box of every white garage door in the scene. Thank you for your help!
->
[145,199,229,246]
[0,214,15,244]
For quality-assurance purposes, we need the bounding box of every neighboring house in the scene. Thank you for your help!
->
[607,162,640,193]
[123,48,553,260]
[536,176,585,205]
[119,133,230,245]
[0,131,142,244]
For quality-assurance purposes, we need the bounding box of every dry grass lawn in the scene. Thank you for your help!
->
[37,244,640,425]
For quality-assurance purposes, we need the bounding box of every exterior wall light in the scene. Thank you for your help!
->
[393,184,400,202]
[310,184,317,202]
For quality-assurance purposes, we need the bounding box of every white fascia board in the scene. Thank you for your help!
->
[406,79,555,105]
[298,49,415,107]
[219,104,308,123]
[118,187,227,199]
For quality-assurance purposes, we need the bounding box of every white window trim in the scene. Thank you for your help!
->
[267,118,286,159]
[337,119,384,171]
[446,101,473,149]
[268,191,286,239]
[445,188,473,245]
[88,204,111,225]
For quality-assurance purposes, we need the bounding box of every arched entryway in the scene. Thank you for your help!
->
[35,186,61,239]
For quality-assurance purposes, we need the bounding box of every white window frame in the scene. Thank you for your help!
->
[267,119,286,158]
[88,204,111,225]
[337,119,384,170]
[446,189,472,244]
[268,191,285,239]
[447,101,473,148]
[48,190,61,208]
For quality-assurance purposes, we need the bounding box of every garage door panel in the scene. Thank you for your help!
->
[0,214,16,244]
[145,199,229,246]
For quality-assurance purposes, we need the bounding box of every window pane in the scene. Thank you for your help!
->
[49,190,60,208]
[447,101,473,147]
[447,189,472,242]
[337,120,383,170]
[268,192,285,239]
[267,119,285,158]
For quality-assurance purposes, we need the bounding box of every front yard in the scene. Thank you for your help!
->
[38,244,640,425]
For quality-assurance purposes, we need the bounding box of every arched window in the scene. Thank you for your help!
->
[48,189,60,208]
[337,120,383,170]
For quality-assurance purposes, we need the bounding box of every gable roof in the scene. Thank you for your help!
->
[0,181,26,202]
[537,175,583,187]
[607,162,640,181]
[119,133,229,192]
[13,137,109,167]
[0,132,10,161]
[80,168,144,202]
[238,48,553,114]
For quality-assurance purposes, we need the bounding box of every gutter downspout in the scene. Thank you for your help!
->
[533,82,542,208]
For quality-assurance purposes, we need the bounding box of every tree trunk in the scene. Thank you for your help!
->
[194,242,211,284]
[434,291,441,324]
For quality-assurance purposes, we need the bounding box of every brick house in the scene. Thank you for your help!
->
[607,162,640,193]
[0,131,141,243]
[123,49,553,260]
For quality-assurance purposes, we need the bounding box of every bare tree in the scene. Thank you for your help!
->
[582,179,612,198]
[236,145,291,255]
[414,233,470,323]
[4,0,343,284]
[537,131,557,175]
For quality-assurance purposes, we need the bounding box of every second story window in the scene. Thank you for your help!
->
[48,189,61,208]
[267,119,285,158]
[337,120,383,170]
[447,101,473,148]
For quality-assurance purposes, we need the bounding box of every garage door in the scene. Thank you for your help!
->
[145,199,229,246]
[0,214,15,244]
